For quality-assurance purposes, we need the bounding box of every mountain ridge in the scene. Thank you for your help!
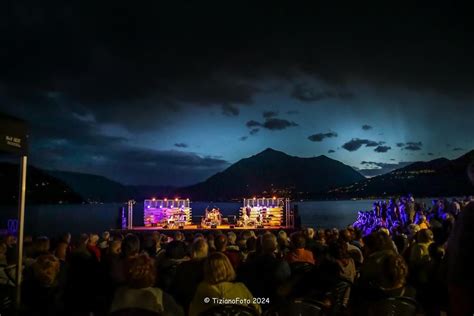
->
[329,149,474,197]
[179,148,365,200]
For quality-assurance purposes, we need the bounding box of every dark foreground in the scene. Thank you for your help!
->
[1,195,473,316]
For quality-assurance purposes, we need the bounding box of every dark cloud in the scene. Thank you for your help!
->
[249,128,260,135]
[287,110,299,115]
[362,124,373,130]
[174,143,188,148]
[328,149,335,153]
[453,147,464,151]
[307,131,338,142]
[404,141,423,151]
[291,84,355,102]
[239,136,248,141]
[428,152,434,156]
[246,120,261,128]
[2,2,474,136]
[262,111,278,118]
[342,138,384,152]
[246,118,298,131]
[374,145,391,153]
[396,143,405,147]
[222,104,240,116]
[32,140,230,186]
[262,118,298,130]
[358,161,415,177]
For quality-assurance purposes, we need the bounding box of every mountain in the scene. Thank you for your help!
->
[180,148,365,200]
[329,150,474,197]
[0,162,83,204]
[47,170,133,202]
[47,170,175,202]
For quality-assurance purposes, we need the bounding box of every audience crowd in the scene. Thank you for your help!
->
[1,195,474,316]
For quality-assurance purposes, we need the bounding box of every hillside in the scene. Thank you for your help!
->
[329,150,474,197]
[0,163,83,204]
[180,148,365,200]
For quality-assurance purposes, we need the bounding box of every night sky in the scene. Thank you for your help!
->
[1,2,474,186]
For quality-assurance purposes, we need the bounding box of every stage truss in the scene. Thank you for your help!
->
[239,197,292,228]
[144,198,192,228]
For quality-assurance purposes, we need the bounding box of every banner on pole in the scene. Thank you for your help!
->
[0,113,28,155]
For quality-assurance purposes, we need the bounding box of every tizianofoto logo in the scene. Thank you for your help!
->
[203,297,251,305]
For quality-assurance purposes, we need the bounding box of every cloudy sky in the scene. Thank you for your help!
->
[1,2,474,186]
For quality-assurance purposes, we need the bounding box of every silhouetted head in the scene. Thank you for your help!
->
[291,232,306,249]
[379,253,408,289]
[329,239,349,260]
[122,234,140,257]
[125,253,156,288]
[214,234,228,252]
[204,252,236,284]
[32,254,60,286]
[192,238,209,259]
[468,160,474,185]
[261,233,277,254]
[417,229,434,243]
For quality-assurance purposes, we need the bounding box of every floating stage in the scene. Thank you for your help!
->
[120,197,294,233]
[120,225,293,234]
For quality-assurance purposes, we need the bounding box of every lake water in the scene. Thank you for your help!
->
[0,200,375,236]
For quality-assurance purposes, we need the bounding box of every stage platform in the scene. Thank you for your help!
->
[116,225,294,234]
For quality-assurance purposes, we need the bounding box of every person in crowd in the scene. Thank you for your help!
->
[21,254,63,315]
[447,160,474,316]
[240,232,291,306]
[285,232,315,265]
[277,230,290,258]
[156,234,189,292]
[416,214,430,230]
[32,236,50,258]
[110,253,184,316]
[313,229,328,259]
[340,228,364,265]
[99,231,110,251]
[358,231,397,288]
[64,233,101,314]
[189,252,261,316]
[227,232,239,251]
[206,233,216,252]
[329,240,356,283]
[87,233,101,262]
[409,229,434,268]
[328,240,356,307]
[304,227,318,254]
[0,242,16,287]
[214,234,241,269]
[146,232,166,258]
[54,242,69,287]
[3,234,17,265]
[242,236,257,262]
[172,237,209,311]
[354,252,415,316]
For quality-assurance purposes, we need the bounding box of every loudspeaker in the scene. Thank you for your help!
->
[178,225,184,229]
[230,225,235,229]
[211,224,217,229]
